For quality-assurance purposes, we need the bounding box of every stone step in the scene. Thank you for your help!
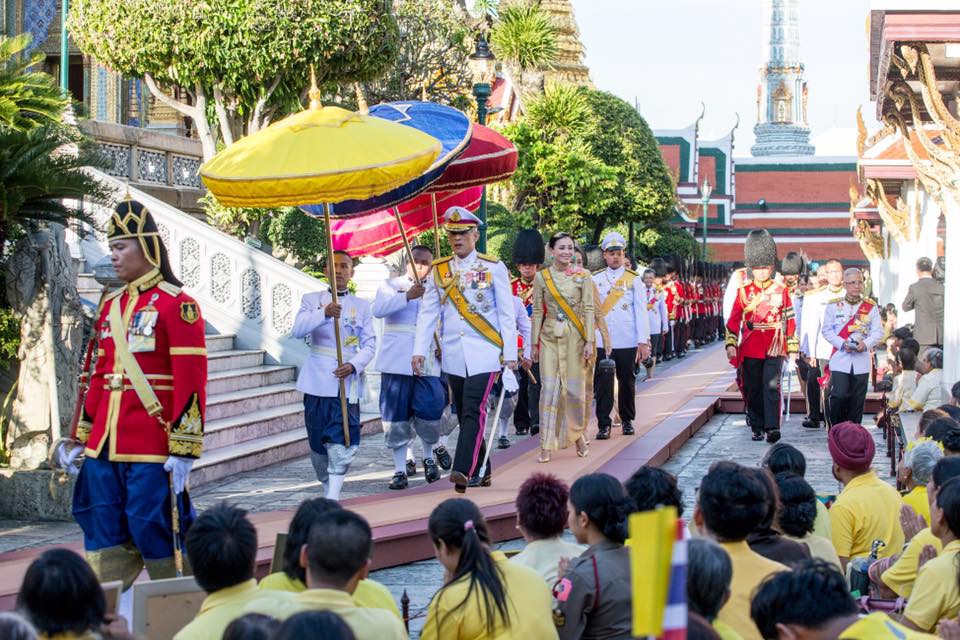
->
[203,402,304,451]
[207,349,265,373]
[192,429,311,486]
[207,364,296,396]
[206,382,302,421]
[192,414,384,486]
[205,334,236,353]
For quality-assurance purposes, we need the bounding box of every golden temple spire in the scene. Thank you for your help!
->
[537,0,593,88]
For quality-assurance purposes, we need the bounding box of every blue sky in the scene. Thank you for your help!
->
[572,0,872,156]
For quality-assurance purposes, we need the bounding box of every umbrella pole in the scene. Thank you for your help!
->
[324,202,352,448]
[392,207,421,286]
[430,193,441,256]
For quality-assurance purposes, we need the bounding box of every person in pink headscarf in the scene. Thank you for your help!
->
[827,421,905,571]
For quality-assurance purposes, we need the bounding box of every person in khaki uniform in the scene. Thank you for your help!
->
[554,474,634,640]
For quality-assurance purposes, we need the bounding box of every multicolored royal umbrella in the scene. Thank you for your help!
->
[199,83,442,446]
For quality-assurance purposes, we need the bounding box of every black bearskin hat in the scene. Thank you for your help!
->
[650,257,668,278]
[512,229,545,266]
[780,251,805,276]
[108,198,181,286]
[744,229,778,269]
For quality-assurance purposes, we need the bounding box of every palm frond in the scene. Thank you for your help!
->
[525,83,592,138]
[489,3,559,72]
[0,34,69,131]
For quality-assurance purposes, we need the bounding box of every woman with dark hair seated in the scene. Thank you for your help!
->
[510,473,585,584]
[555,473,634,640]
[687,538,739,640]
[258,497,399,617]
[422,498,556,640]
[746,469,811,567]
[762,443,830,539]
[273,611,355,640]
[16,548,120,639]
[773,472,841,568]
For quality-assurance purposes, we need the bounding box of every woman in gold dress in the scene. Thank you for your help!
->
[532,233,594,463]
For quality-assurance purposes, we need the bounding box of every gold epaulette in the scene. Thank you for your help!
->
[827,296,844,304]
[158,281,182,297]
[510,275,519,283]
[625,268,638,276]
[104,287,124,302]
[593,268,605,275]
[477,252,500,263]
[803,285,825,297]
[431,256,453,266]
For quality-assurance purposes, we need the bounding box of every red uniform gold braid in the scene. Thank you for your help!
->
[724,279,798,360]
[73,269,208,462]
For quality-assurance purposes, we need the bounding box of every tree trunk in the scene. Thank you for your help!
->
[4,225,84,469]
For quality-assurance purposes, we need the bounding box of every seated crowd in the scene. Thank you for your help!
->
[7,415,960,639]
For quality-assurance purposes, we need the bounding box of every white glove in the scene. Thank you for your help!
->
[163,456,194,494]
[53,439,84,476]
[502,367,519,394]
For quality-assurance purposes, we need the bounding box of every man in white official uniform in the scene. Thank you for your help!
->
[641,267,668,380]
[799,258,844,428]
[821,268,883,426]
[592,232,651,440]
[292,251,376,501]
[372,245,448,490]
[413,207,517,493]
[494,296,532,449]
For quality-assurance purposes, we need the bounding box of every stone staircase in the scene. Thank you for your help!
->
[193,332,307,486]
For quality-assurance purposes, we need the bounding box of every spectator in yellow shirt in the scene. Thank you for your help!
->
[222,613,279,639]
[827,421,904,570]
[750,560,936,639]
[258,497,400,618]
[762,443,831,540]
[280,509,407,639]
[875,457,960,598]
[174,504,293,640]
[510,473,586,586]
[693,461,787,640]
[898,439,944,526]
[687,538,742,640]
[903,474,960,632]
[421,498,557,640]
[775,472,842,569]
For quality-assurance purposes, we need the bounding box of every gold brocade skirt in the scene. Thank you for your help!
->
[539,321,590,451]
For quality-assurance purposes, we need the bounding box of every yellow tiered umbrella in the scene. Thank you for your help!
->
[199,80,441,446]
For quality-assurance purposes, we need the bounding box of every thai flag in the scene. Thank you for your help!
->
[662,519,687,640]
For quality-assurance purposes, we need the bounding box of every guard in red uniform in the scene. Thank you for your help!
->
[663,257,682,360]
[725,230,798,443]
[57,199,207,588]
[510,229,544,436]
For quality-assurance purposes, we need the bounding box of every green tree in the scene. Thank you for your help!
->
[68,0,400,160]
[0,35,70,131]
[489,2,558,95]
[635,224,699,262]
[357,0,473,111]
[581,89,675,244]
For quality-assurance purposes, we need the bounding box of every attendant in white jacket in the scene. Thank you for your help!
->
[641,268,668,380]
[820,268,883,426]
[372,246,447,490]
[292,251,376,500]
[413,207,517,493]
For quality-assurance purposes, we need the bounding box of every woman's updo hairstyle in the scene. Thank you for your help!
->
[569,473,634,544]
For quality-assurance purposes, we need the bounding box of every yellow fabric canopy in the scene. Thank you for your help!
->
[200,105,441,208]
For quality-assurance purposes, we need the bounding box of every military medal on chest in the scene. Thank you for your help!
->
[128,293,160,353]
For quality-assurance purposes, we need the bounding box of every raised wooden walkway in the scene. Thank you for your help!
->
[0,345,732,609]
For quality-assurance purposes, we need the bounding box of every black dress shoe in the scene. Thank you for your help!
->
[406,459,417,476]
[766,429,782,444]
[497,436,511,449]
[596,426,611,440]
[468,473,492,488]
[802,419,821,429]
[424,459,441,483]
[530,425,540,436]
[751,432,765,441]
[622,423,635,436]
[433,446,452,470]
[515,425,530,436]
[449,471,469,494]
[388,472,408,490]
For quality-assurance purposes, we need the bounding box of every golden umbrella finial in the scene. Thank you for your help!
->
[309,65,322,110]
